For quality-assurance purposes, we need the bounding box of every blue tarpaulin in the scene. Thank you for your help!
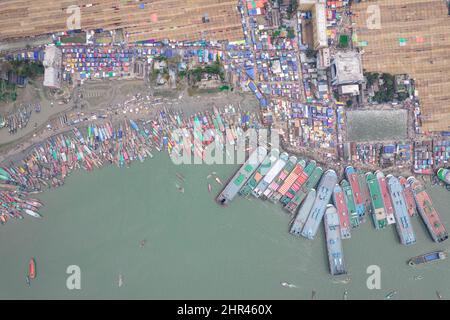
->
[248,81,257,92]
[245,67,255,80]
[129,120,139,131]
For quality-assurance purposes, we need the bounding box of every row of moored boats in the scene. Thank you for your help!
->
[217,147,448,276]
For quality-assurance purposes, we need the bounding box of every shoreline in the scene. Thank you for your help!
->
[0,95,447,226]
[0,101,438,187]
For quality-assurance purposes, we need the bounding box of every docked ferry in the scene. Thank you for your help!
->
[333,184,351,239]
[262,155,297,200]
[301,170,338,240]
[376,171,396,225]
[239,149,280,196]
[345,166,365,217]
[399,176,417,217]
[324,205,347,276]
[387,175,416,245]
[289,189,316,236]
[270,159,306,202]
[408,177,448,243]
[280,160,316,206]
[340,179,360,228]
[252,152,289,198]
[216,146,267,206]
[284,166,323,214]
[366,172,387,230]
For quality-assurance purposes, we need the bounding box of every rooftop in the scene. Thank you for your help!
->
[43,44,62,88]
[331,51,364,85]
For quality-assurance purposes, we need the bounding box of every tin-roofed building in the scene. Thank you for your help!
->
[43,45,62,89]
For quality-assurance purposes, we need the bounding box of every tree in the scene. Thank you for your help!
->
[286,27,296,39]
[305,47,317,58]
[397,92,408,102]
[9,60,44,78]
[364,72,379,86]
[287,0,298,19]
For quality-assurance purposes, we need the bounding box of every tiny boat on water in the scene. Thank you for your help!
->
[408,251,447,266]
[343,290,348,300]
[385,290,397,300]
[332,277,351,284]
[28,258,36,280]
[215,177,223,185]
[280,282,297,288]
[208,183,212,193]
[25,209,42,218]
[176,172,185,181]
[175,183,184,193]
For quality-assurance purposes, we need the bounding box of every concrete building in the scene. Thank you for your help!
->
[331,51,364,86]
[131,59,148,80]
[339,84,360,96]
[271,1,281,28]
[299,0,327,49]
[43,44,62,89]
[0,62,9,81]
[317,47,330,69]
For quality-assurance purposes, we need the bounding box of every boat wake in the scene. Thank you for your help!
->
[332,277,351,284]
[281,282,298,288]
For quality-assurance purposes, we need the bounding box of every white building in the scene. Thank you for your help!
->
[339,84,360,96]
[331,51,364,86]
[43,45,62,89]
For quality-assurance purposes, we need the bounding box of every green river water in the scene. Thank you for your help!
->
[0,152,449,299]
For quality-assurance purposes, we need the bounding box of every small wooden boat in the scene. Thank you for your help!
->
[24,209,42,219]
[208,183,212,193]
[28,258,36,280]
[175,183,184,194]
[280,282,297,288]
[385,290,397,300]
[176,172,185,181]
[118,274,123,288]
